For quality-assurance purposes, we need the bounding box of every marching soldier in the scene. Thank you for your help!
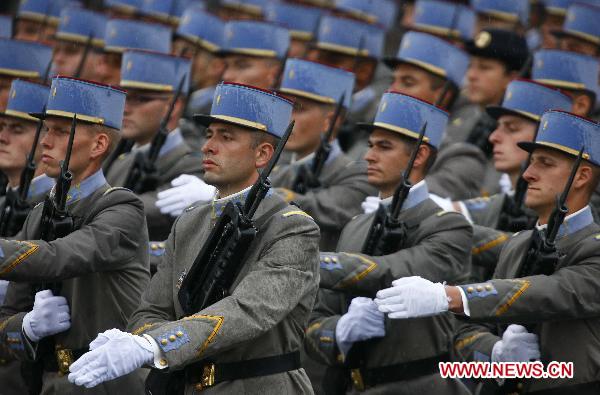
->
[376,110,600,394]
[384,30,486,200]
[52,7,107,81]
[264,2,322,58]
[532,49,598,118]
[456,80,572,281]
[68,82,320,394]
[306,92,473,394]
[95,18,172,86]
[272,58,376,250]
[539,0,570,49]
[552,2,600,57]
[0,79,53,395]
[13,0,70,44]
[447,29,529,196]
[105,50,203,241]
[0,38,52,111]
[306,14,386,158]
[410,0,475,46]
[0,76,150,394]
[457,80,572,229]
[173,7,226,151]
[218,20,289,90]
[174,8,226,117]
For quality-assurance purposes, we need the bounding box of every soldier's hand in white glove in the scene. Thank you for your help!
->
[361,196,381,214]
[336,297,386,355]
[68,329,155,388]
[156,174,216,217]
[22,290,70,342]
[492,325,540,363]
[375,276,449,319]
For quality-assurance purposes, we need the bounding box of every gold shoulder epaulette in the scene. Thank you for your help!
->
[282,210,313,220]
[103,186,131,196]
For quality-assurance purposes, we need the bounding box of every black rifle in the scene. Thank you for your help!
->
[145,121,295,395]
[291,93,346,194]
[73,33,94,78]
[517,146,585,278]
[123,74,186,194]
[102,138,134,174]
[26,116,77,395]
[360,122,427,256]
[0,114,44,237]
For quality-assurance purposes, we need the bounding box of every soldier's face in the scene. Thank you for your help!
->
[559,36,599,57]
[52,41,100,80]
[173,39,225,89]
[201,122,270,193]
[222,55,279,90]
[466,57,514,106]
[364,129,411,197]
[489,115,536,174]
[391,64,442,104]
[40,118,101,180]
[122,91,171,145]
[0,76,15,112]
[0,117,38,178]
[540,14,564,49]
[523,148,584,213]
[95,52,122,85]
[14,19,56,45]
[287,97,332,158]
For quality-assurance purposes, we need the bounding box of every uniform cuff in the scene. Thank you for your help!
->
[142,334,168,369]
[457,287,471,316]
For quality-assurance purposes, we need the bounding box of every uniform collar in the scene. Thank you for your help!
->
[536,205,594,240]
[27,174,55,200]
[380,180,429,212]
[134,128,184,158]
[211,184,273,219]
[291,139,342,167]
[64,169,107,206]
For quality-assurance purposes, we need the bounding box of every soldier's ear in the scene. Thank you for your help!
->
[89,130,110,161]
[573,163,594,192]
[254,140,275,169]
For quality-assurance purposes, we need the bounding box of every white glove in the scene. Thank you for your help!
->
[361,196,381,214]
[492,325,540,363]
[336,297,385,355]
[22,290,71,342]
[156,174,216,217]
[375,276,449,319]
[68,329,154,388]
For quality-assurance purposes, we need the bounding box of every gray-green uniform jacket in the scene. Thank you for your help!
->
[105,128,203,241]
[0,170,150,395]
[271,141,377,251]
[306,182,473,394]
[455,205,600,393]
[0,175,54,395]
[128,189,320,394]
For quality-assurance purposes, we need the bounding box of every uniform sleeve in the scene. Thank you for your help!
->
[276,162,376,232]
[427,143,486,200]
[138,212,320,370]
[305,288,347,367]
[458,258,600,323]
[0,281,34,361]
[453,319,499,363]
[319,212,473,297]
[470,225,510,283]
[0,200,146,282]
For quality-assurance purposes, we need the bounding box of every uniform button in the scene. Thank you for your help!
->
[176,331,184,338]
[485,284,493,291]
[476,286,483,292]
[151,244,158,251]
[466,287,474,293]
[324,257,331,263]
[332,257,338,262]
[159,359,167,367]
[169,335,177,342]
[160,339,168,346]
[159,242,165,249]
